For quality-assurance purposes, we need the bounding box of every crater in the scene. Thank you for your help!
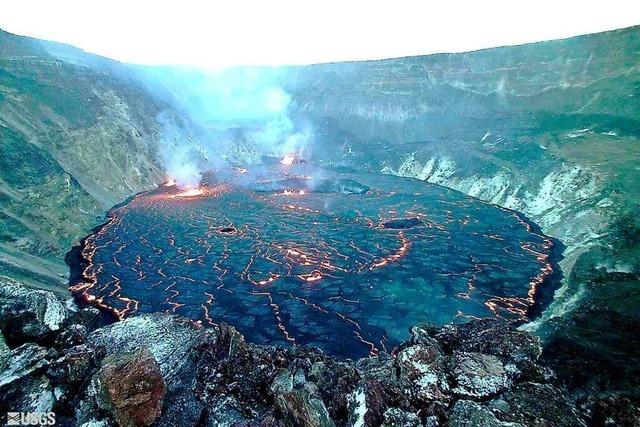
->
[69,165,560,359]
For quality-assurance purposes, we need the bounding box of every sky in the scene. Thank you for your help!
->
[1,0,639,68]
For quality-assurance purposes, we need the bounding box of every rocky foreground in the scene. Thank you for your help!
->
[0,276,637,426]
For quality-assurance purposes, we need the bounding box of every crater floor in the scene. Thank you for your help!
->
[70,164,556,358]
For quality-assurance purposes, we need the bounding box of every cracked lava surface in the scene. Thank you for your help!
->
[70,165,557,358]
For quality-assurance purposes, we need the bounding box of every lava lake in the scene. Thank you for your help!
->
[69,164,559,359]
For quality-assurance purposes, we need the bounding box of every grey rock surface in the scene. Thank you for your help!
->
[0,343,50,388]
[87,313,204,387]
[451,352,510,398]
[0,276,67,342]
[396,343,449,402]
[449,400,520,427]
[380,407,421,427]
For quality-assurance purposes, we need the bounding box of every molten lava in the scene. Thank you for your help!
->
[299,270,323,282]
[280,153,295,166]
[233,167,248,175]
[70,167,557,359]
[282,189,306,196]
[173,187,204,198]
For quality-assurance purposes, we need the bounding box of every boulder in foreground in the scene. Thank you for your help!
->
[93,349,166,427]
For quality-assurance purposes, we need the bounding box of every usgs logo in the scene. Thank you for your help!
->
[6,412,56,426]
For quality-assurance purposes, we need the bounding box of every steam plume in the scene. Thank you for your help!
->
[143,66,313,186]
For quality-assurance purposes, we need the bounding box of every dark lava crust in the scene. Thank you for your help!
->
[65,167,562,359]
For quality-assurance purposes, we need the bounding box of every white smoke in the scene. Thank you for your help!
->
[155,112,206,187]
[146,66,313,185]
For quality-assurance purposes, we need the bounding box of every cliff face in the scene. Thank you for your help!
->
[285,26,639,259]
[0,30,194,292]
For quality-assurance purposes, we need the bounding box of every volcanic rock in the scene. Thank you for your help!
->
[409,322,441,346]
[275,387,336,427]
[66,306,109,332]
[380,407,421,427]
[588,395,640,426]
[346,385,368,427]
[0,276,67,345]
[205,395,249,426]
[452,319,542,363]
[495,382,585,427]
[309,359,360,424]
[154,380,205,427]
[0,374,55,414]
[350,356,408,425]
[0,343,54,414]
[356,353,398,388]
[47,343,105,385]
[451,352,510,398]
[93,348,166,427]
[0,330,9,371]
[194,323,271,408]
[0,343,50,388]
[271,367,295,395]
[449,400,512,427]
[86,314,206,426]
[349,381,405,427]
[87,313,204,387]
[54,324,88,349]
[396,343,449,402]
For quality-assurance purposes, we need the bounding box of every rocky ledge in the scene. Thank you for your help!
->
[1,276,638,426]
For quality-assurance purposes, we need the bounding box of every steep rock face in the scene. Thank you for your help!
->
[0,29,195,290]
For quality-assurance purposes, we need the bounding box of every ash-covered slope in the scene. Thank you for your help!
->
[0,29,198,292]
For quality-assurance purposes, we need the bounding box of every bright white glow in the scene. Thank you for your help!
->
[1,0,638,68]
[280,154,295,166]
[172,187,204,198]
